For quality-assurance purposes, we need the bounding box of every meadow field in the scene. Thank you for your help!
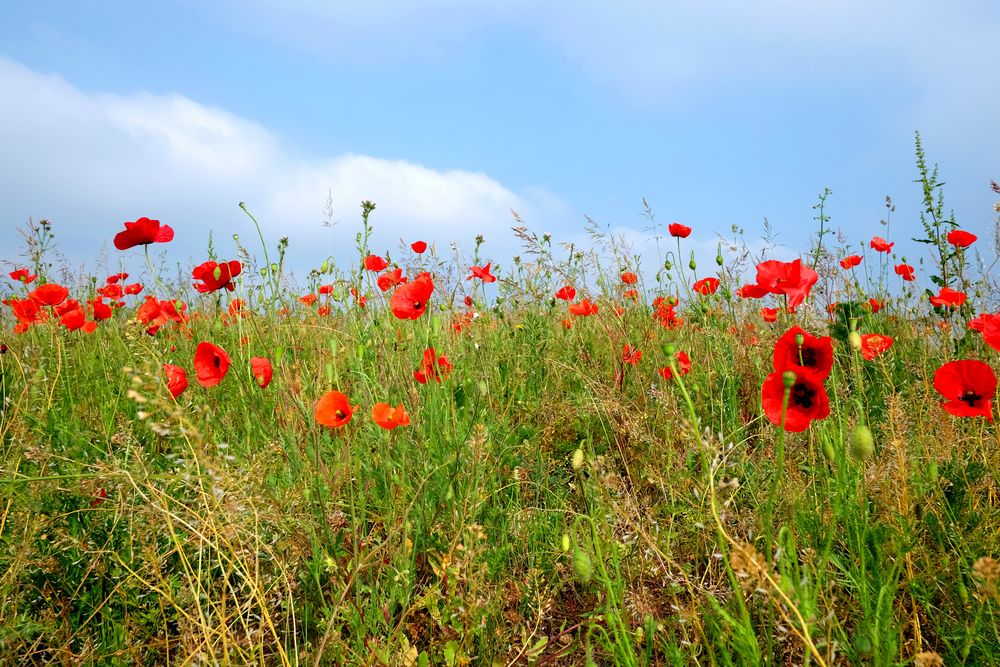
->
[1,148,999,665]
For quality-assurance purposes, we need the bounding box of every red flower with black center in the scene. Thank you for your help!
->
[468,263,497,283]
[106,272,128,284]
[90,298,113,321]
[929,287,966,308]
[969,312,1000,352]
[840,255,862,269]
[113,217,174,250]
[870,236,893,253]
[668,223,691,238]
[946,229,977,248]
[754,259,818,311]
[621,271,638,285]
[364,255,389,272]
[860,334,894,361]
[865,298,882,314]
[250,356,273,389]
[657,351,691,380]
[414,347,453,384]
[692,277,720,295]
[736,283,770,299]
[314,390,356,428]
[411,241,427,254]
[124,282,143,295]
[772,325,834,380]
[569,298,599,317]
[372,402,410,429]
[555,285,576,301]
[622,344,642,365]
[377,267,407,292]
[164,363,188,399]
[29,283,69,307]
[933,359,996,422]
[318,284,334,295]
[193,341,231,387]
[56,299,87,331]
[192,260,242,293]
[761,369,830,432]
[390,274,434,320]
[894,263,915,281]
[9,268,36,284]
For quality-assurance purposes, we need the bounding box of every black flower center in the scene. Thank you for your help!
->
[792,383,816,409]
[335,410,345,420]
[799,348,817,368]
[213,356,221,368]
[413,301,422,310]
[958,391,982,407]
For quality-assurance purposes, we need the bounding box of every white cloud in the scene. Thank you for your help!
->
[0,56,568,270]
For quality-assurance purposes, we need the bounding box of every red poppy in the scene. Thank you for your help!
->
[193,341,231,387]
[929,287,967,308]
[870,236,893,253]
[555,285,576,301]
[106,272,128,284]
[761,369,830,432]
[561,318,572,330]
[760,307,779,323]
[947,230,977,248]
[865,298,883,314]
[113,217,174,250]
[969,313,1000,352]
[569,298,599,317]
[668,223,692,238]
[318,305,331,317]
[9,268,36,284]
[8,297,46,332]
[464,295,474,308]
[623,289,639,302]
[300,293,317,306]
[364,255,389,272]
[250,356,273,389]
[414,347,452,384]
[390,274,434,320]
[314,390,356,428]
[99,283,124,300]
[377,267,407,292]
[933,359,996,422]
[123,282,143,295]
[90,298,113,321]
[29,283,69,307]
[372,402,410,429]
[657,351,691,380]
[411,241,427,254]
[894,263,915,281]
[860,334,894,361]
[56,300,87,331]
[468,263,497,283]
[192,260,242,293]
[621,271,638,285]
[754,259,818,311]
[840,255,862,269]
[318,284,334,295]
[164,363,188,399]
[736,284,770,299]
[622,344,642,365]
[692,277,720,295]
[772,325,834,380]
[137,296,188,335]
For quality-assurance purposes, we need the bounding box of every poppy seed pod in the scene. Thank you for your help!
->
[782,370,797,389]
[795,333,805,347]
[848,331,862,350]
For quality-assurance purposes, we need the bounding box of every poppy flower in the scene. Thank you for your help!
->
[668,223,692,238]
[969,313,1000,352]
[314,390,356,428]
[754,259,818,311]
[414,347,452,384]
[569,298,599,317]
[692,277,720,295]
[318,305,331,317]
[929,287,967,308]
[164,363,188,399]
[772,325,834,380]
[250,356,273,389]
[555,285,576,301]
[9,268,36,284]
[372,402,410,430]
[377,267,407,292]
[859,334,894,361]
[364,255,388,272]
[621,271,638,285]
[318,284,334,295]
[561,318,572,329]
[123,283,143,295]
[840,255,862,269]
[947,230,977,248]
[624,289,639,302]
[657,351,691,380]
[113,217,174,250]
[933,359,996,422]
[865,298,883,314]
[468,263,497,283]
[870,236,893,253]
[299,294,317,306]
[56,300,87,331]
[411,241,427,254]
[192,260,242,293]
[761,369,830,432]
[29,283,69,307]
[895,263,915,281]
[390,274,434,320]
[736,284,770,299]
[90,298,113,321]
[106,272,128,284]
[623,344,642,365]
[760,307,779,323]
[193,341,231,387]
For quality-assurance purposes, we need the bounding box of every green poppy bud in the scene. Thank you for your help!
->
[572,546,593,583]
[849,424,874,461]
[664,259,672,270]
[561,533,571,552]
[572,447,585,471]
[716,245,724,266]
[822,438,836,462]
[477,380,489,397]
[320,260,330,274]
[688,251,697,271]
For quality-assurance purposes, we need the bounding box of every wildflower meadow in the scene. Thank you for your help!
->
[1,140,999,665]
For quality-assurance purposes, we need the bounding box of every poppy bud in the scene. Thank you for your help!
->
[716,245,724,266]
[782,370,797,389]
[822,438,836,462]
[665,259,672,270]
[432,315,441,336]
[572,546,593,583]
[663,343,676,356]
[688,252,697,271]
[324,362,334,384]
[356,343,365,361]
[213,266,223,281]
[849,424,874,461]
[561,533,570,552]
[321,260,329,274]
[572,447,585,471]
[848,331,862,350]
[927,460,938,483]
[259,267,267,277]
[270,263,278,274]
[477,380,488,397]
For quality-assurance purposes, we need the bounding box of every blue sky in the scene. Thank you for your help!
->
[1,1,998,278]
